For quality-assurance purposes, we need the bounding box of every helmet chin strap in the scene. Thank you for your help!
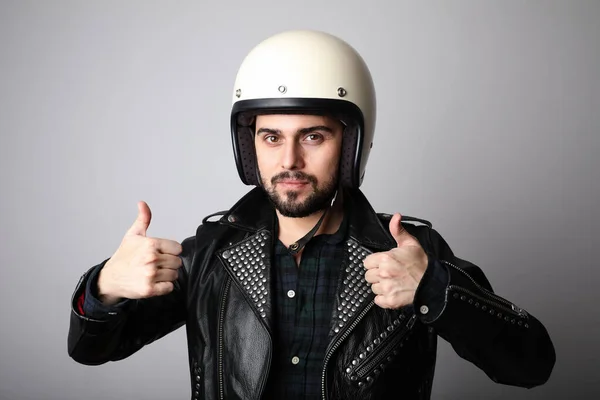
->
[286,190,338,256]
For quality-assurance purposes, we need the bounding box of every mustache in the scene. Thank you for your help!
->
[271,171,318,185]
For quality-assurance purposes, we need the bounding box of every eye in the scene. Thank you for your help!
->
[305,133,323,142]
[264,135,279,144]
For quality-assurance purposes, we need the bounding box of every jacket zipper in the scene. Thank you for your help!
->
[354,314,417,379]
[449,285,525,318]
[441,260,528,317]
[321,301,375,400]
[218,278,231,400]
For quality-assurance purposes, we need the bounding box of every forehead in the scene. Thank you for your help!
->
[255,114,340,130]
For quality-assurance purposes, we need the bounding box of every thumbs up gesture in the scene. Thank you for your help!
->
[96,201,183,305]
[364,213,429,309]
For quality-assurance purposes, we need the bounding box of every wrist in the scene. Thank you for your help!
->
[97,262,122,306]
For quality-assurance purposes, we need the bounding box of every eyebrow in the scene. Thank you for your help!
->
[256,125,335,136]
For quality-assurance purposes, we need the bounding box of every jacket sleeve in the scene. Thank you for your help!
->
[66,236,194,366]
[412,227,556,388]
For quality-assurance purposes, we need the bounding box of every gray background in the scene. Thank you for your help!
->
[0,1,598,399]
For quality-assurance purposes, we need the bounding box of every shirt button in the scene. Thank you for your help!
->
[291,356,300,365]
[287,290,296,298]
[420,305,429,315]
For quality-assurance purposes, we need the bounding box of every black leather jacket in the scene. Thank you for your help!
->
[67,188,556,399]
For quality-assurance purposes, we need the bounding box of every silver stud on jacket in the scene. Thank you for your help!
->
[333,239,373,334]
[221,231,270,318]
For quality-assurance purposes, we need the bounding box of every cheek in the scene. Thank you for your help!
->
[322,146,342,171]
[255,152,278,184]
[308,148,339,176]
[255,149,272,170]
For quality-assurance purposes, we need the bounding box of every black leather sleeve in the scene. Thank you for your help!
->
[66,236,194,365]
[412,227,556,388]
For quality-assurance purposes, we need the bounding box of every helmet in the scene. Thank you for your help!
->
[230,30,377,188]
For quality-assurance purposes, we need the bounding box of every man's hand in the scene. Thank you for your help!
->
[364,213,428,309]
[97,201,183,305]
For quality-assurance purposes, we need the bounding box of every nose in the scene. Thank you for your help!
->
[281,140,304,170]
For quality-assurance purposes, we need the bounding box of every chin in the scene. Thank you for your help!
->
[277,203,325,219]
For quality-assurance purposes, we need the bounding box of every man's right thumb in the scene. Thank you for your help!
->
[127,201,152,236]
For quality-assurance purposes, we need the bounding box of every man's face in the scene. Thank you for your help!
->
[254,114,344,218]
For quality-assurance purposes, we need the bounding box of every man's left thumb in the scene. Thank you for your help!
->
[389,213,410,246]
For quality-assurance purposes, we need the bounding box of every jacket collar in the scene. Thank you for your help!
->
[217,186,402,342]
[220,186,397,251]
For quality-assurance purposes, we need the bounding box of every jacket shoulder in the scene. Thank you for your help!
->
[179,210,242,273]
[376,212,433,229]
[375,212,439,255]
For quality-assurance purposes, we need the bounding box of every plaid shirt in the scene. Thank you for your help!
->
[262,219,347,399]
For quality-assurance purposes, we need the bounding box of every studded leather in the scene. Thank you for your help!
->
[449,289,530,328]
[352,314,418,390]
[331,239,374,336]
[219,230,272,320]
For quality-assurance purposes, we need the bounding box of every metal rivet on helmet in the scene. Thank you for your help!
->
[235,89,241,98]
[337,87,347,97]
[278,85,287,94]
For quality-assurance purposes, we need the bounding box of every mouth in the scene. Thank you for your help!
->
[277,180,309,188]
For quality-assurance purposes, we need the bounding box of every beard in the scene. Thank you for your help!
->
[261,170,338,218]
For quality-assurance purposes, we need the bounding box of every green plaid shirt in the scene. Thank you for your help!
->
[262,217,348,399]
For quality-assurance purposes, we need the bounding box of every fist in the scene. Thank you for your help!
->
[97,201,183,305]
[364,213,428,309]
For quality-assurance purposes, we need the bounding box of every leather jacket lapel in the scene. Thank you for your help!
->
[329,238,375,339]
[217,229,274,334]
[213,186,399,345]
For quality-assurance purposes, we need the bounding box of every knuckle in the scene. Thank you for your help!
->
[139,285,154,298]
[375,296,389,309]
[381,281,392,293]
[143,265,157,278]
[143,252,159,264]
[168,270,178,282]
[162,282,175,294]
[380,253,393,263]
[146,238,159,250]
[152,282,172,297]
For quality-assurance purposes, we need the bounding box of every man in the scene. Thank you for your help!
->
[67,30,556,399]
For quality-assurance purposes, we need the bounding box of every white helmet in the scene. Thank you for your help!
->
[230,30,377,188]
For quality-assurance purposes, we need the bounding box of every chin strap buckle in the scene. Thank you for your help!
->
[287,190,338,255]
